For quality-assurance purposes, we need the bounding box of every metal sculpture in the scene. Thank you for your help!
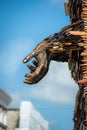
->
[23,20,83,84]
[23,0,87,129]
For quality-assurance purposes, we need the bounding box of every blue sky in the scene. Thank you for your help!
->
[0,0,79,130]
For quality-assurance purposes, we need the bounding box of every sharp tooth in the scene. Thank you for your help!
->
[23,58,27,63]
[25,74,29,77]
[33,60,38,66]
[27,64,36,72]
[25,77,29,80]
[24,80,32,84]
[24,80,29,84]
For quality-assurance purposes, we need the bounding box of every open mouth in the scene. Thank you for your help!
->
[23,51,49,84]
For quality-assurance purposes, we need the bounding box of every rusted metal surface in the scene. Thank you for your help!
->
[23,0,87,129]
[23,20,83,84]
[68,0,87,130]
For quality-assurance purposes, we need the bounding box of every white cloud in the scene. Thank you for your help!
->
[0,39,35,75]
[9,93,21,108]
[28,62,79,104]
[10,61,79,108]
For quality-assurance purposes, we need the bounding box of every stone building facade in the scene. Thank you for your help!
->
[15,101,49,130]
[0,89,11,130]
[7,101,49,130]
[7,109,19,130]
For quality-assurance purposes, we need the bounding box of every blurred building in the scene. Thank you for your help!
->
[7,109,19,130]
[0,89,11,130]
[13,101,49,130]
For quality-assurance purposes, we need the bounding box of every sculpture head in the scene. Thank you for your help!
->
[23,21,82,84]
[23,35,70,84]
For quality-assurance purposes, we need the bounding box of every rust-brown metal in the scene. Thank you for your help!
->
[66,0,87,130]
[23,20,83,84]
[23,0,87,129]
